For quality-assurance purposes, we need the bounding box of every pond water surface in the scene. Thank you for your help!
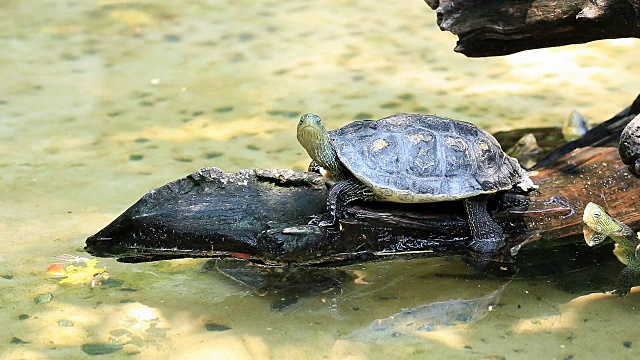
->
[2,1,640,359]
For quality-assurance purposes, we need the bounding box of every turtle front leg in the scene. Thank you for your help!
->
[614,265,638,297]
[322,178,375,226]
[463,196,505,254]
[307,160,321,173]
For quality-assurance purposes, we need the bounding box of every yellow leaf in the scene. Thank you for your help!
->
[58,258,107,285]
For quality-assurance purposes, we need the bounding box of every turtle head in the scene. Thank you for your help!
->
[296,113,347,179]
[582,202,613,247]
[297,113,327,145]
[297,113,331,163]
[582,202,620,242]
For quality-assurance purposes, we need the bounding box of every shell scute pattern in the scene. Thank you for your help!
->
[364,133,401,175]
[443,135,474,177]
[475,136,523,190]
[415,115,453,133]
[452,120,480,137]
[331,114,524,202]
[407,131,440,177]
[408,177,441,196]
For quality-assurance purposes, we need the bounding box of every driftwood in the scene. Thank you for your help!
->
[424,0,640,57]
[85,96,640,270]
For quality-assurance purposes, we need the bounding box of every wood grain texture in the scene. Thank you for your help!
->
[424,0,640,57]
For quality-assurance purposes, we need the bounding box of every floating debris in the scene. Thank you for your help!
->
[46,257,109,287]
[380,101,400,109]
[204,322,231,332]
[354,112,373,120]
[58,319,75,327]
[267,110,300,118]
[119,287,139,292]
[163,34,180,42]
[57,254,90,263]
[109,9,157,28]
[81,342,124,356]
[46,263,67,277]
[214,106,234,113]
[34,293,53,304]
[10,337,31,345]
[101,279,124,288]
[109,329,133,337]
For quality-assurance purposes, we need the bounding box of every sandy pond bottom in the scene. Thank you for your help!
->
[1,0,640,359]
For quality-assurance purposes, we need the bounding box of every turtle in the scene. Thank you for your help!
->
[296,113,537,254]
[619,113,640,178]
[583,202,640,297]
[506,133,541,169]
[562,110,589,142]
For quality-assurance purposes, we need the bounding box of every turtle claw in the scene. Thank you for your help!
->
[318,219,335,228]
[319,212,343,228]
[309,213,340,228]
[614,285,632,298]
[307,214,325,226]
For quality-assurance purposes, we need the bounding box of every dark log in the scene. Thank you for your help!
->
[85,96,640,269]
[85,169,328,262]
[424,0,640,57]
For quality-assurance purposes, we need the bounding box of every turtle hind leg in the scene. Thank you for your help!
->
[464,196,505,254]
[322,178,375,227]
[614,266,638,297]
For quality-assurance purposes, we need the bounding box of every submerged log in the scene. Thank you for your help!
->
[86,96,640,268]
[424,0,640,57]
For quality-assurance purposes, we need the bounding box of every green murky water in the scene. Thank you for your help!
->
[1,1,639,359]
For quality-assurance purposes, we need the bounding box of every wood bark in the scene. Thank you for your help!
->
[424,0,640,57]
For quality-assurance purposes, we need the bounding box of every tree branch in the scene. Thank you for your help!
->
[424,0,640,57]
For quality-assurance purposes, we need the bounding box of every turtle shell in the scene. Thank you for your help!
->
[619,114,640,168]
[330,114,529,202]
